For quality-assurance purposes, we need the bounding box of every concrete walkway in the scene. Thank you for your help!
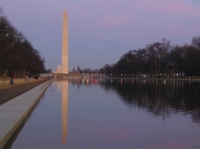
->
[0,79,52,149]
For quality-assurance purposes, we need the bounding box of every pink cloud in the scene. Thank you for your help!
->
[131,0,200,17]
[84,0,200,31]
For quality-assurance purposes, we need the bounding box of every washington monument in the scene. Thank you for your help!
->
[62,11,68,74]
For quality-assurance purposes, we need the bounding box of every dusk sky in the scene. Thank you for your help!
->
[1,0,200,71]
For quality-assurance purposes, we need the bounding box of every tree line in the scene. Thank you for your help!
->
[100,37,200,78]
[0,8,45,77]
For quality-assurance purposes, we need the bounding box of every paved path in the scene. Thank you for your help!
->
[0,79,52,149]
[0,78,49,105]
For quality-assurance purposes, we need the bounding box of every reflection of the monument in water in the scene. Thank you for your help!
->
[61,80,68,143]
[54,78,104,144]
[54,78,102,144]
[55,79,68,144]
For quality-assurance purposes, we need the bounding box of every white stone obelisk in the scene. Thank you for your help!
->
[62,11,68,74]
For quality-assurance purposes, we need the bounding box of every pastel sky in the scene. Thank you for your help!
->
[1,0,200,70]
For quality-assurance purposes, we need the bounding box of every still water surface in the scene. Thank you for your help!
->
[11,79,200,149]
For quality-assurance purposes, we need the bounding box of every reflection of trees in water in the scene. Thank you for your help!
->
[67,78,200,122]
[100,79,200,122]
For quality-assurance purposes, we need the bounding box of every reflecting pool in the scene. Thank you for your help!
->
[11,79,200,149]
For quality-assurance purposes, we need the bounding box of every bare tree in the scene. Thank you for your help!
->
[0,12,45,76]
[192,36,200,50]
[0,7,3,15]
